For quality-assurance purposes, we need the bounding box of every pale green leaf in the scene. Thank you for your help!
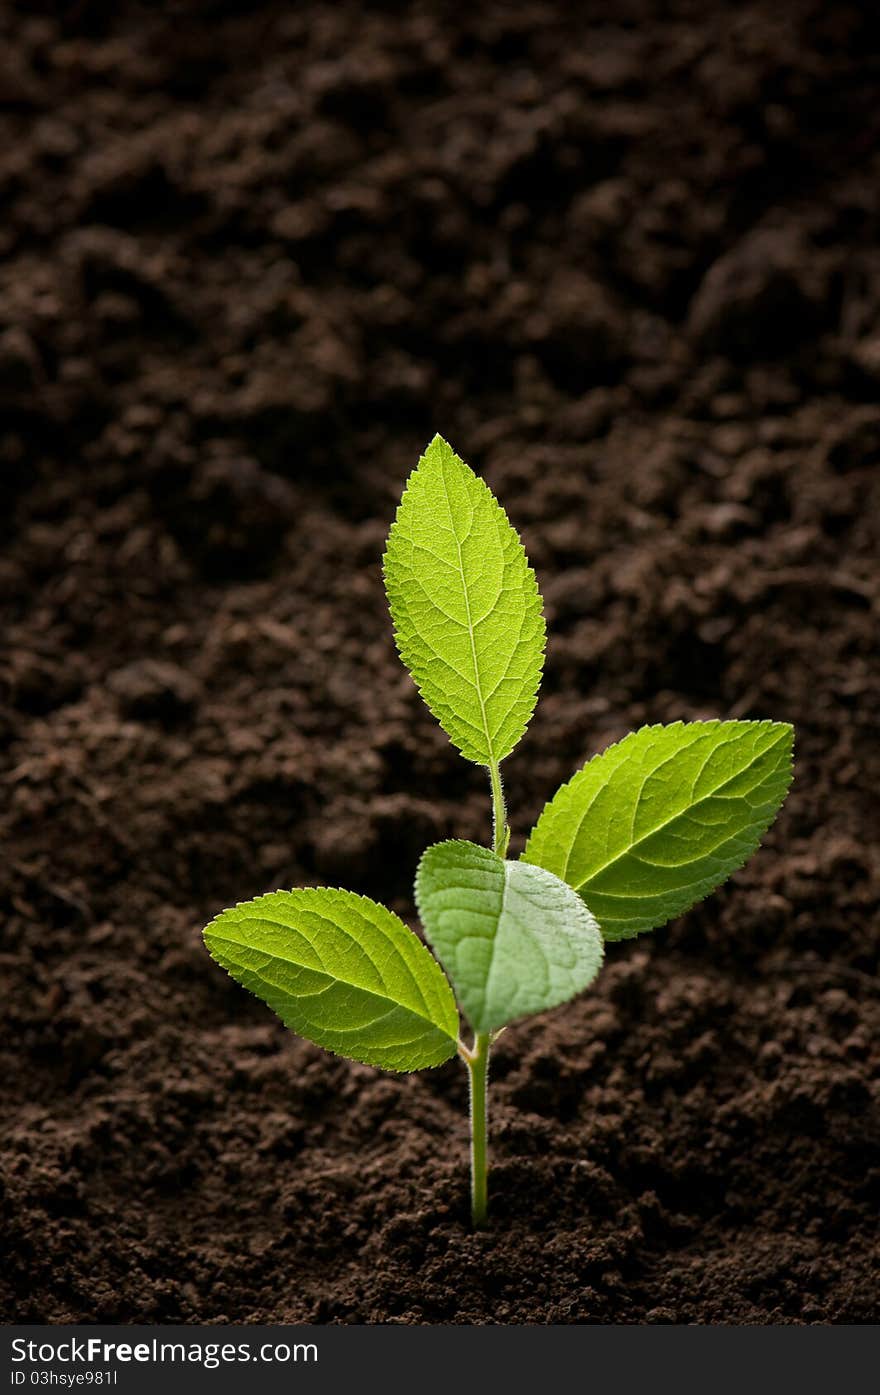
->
[383,434,545,766]
[523,719,794,940]
[415,839,603,1033]
[204,888,459,1072]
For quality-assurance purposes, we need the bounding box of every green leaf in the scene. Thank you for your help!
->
[523,719,794,940]
[383,434,545,766]
[415,840,603,1034]
[204,889,459,1072]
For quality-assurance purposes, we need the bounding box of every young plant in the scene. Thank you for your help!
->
[204,435,793,1228]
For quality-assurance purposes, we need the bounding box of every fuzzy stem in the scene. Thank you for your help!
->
[488,761,509,858]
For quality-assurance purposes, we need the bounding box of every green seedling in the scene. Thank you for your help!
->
[204,435,793,1228]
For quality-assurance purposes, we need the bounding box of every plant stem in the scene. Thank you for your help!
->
[466,1031,491,1227]
[465,761,506,1227]
[488,761,508,857]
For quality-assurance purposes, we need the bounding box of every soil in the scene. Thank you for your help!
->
[1,0,879,1326]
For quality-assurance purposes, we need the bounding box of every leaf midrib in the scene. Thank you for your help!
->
[437,458,495,766]
[480,854,510,1026]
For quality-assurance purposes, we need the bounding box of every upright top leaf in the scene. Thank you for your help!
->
[523,719,794,940]
[383,435,545,766]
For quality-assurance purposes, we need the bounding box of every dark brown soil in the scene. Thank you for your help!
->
[1,0,879,1325]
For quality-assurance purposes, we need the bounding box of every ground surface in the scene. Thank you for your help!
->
[1,0,878,1324]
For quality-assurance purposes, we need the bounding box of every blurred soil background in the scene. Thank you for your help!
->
[1,0,878,1323]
